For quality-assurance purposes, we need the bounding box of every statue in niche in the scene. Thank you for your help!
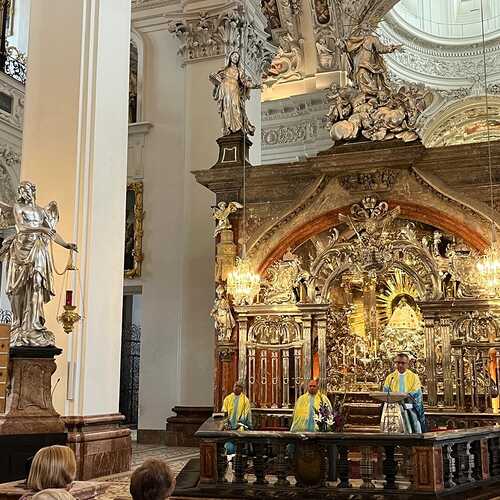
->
[316,37,336,71]
[379,297,424,360]
[0,181,77,347]
[209,51,259,137]
[211,285,236,343]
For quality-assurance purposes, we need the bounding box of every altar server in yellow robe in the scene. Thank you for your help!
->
[291,379,332,432]
[383,353,426,432]
[222,381,252,455]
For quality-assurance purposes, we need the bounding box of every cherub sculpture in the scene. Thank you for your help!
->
[209,51,259,137]
[0,181,77,347]
[212,201,243,238]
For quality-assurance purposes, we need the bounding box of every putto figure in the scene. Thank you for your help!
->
[0,181,77,347]
[209,51,258,137]
[212,200,242,239]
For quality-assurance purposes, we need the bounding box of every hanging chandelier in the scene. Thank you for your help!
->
[225,17,260,307]
[227,257,260,305]
[476,0,499,298]
[477,243,500,297]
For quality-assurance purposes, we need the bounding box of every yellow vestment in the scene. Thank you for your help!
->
[222,392,252,430]
[383,369,421,393]
[290,392,332,432]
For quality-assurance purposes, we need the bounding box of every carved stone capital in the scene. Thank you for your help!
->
[166,1,274,81]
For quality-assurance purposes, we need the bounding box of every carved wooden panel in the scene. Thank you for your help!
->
[481,439,490,480]
[412,446,444,492]
[199,441,218,484]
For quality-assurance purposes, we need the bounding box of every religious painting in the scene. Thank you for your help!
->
[4,0,14,37]
[129,41,138,123]
[314,0,330,24]
[261,0,281,30]
[124,181,144,278]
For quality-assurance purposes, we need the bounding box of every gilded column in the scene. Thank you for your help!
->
[440,316,454,407]
[237,314,249,384]
[424,316,438,406]
[316,313,327,391]
[302,314,313,386]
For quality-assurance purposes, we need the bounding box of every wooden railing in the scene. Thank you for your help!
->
[195,418,500,498]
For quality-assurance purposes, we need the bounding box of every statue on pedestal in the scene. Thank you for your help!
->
[209,51,259,137]
[338,23,401,96]
[211,285,235,343]
[0,181,78,347]
[326,24,432,145]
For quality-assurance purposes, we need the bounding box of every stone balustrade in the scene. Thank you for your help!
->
[190,417,500,498]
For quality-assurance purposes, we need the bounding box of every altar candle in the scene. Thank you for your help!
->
[65,290,73,307]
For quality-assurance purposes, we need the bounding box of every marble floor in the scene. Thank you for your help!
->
[95,441,199,500]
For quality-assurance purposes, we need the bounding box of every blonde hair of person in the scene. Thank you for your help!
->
[27,446,77,491]
[32,490,76,500]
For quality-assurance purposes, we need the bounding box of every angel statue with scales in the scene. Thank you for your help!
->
[0,181,77,347]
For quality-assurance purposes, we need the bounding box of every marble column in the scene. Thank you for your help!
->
[20,0,131,478]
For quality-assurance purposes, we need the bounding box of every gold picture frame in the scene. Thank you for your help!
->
[124,181,144,279]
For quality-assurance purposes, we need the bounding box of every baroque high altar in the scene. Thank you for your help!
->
[197,137,500,429]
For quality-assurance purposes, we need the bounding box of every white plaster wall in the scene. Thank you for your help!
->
[21,0,130,415]
[137,29,185,429]
[179,59,218,406]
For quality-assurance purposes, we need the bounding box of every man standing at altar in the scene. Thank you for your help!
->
[222,381,252,455]
[291,379,332,432]
[383,353,426,432]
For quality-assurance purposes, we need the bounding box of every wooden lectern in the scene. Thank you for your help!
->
[370,391,409,433]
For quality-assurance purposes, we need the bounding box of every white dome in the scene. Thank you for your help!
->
[392,0,500,43]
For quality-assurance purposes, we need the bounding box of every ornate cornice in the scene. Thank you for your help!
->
[380,15,500,88]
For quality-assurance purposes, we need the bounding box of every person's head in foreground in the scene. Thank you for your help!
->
[395,353,410,374]
[27,446,76,491]
[233,381,243,396]
[32,490,76,500]
[308,379,319,395]
[130,459,176,500]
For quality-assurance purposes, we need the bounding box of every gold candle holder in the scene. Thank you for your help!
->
[58,304,81,334]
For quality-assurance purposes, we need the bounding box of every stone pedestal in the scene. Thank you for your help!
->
[64,414,131,480]
[0,347,65,435]
[0,346,67,483]
[213,131,252,168]
[165,406,213,447]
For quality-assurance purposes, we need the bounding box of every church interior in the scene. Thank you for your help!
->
[1,0,500,498]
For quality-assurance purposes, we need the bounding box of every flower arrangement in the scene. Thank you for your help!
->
[314,395,347,432]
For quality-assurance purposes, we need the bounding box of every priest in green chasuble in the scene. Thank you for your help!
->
[383,353,426,432]
[291,379,332,432]
[222,381,252,455]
